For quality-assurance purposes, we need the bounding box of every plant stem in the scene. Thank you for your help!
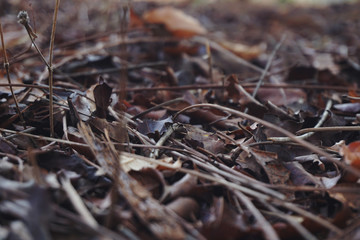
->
[48,0,61,137]
[0,23,25,125]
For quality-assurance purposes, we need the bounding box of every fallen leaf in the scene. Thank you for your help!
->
[312,53,339,74]
[333,103,360,113]
[143,6,207,38]
[166,197,199,221]
[218,40,266,60]
[93,77,112,118]
[120,151,174,173]
[137,116,173,137]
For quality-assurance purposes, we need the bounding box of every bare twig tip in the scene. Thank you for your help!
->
[17,11,29,25]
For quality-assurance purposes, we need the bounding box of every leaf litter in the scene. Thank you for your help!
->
[1,0,360,239]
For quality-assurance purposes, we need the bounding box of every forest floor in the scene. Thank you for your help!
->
[1,0,360,239]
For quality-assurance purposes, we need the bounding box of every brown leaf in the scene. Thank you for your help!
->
[143,6,207,38]
[340,141,360,182]
[166,197,199,221]
[218,40,266,60]
[93,77,112,118]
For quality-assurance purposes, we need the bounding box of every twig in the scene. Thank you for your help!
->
[132,97,184,120]
[205,40,213,83]
[124,82,358,93]
[0,83,74,92]
[260,202,318,240]
[0,128,87,147]
[17,9,60,137]
[104,1,130,228]
[52,204,128,240]
[268,99,332,142]
[0,23,25,125]
[53,61,167,79]
[346,95,360,100]
[172,103,360,177]
[252,35,286,100]
[243,34,286,116]
[59,173,98,228]
[128,150,275,201]
[48,0,61,137]
[104,128,122,228]
[234,191,280,240]
[279,201,342,235]
[235,79,264,107]
[17,11,50,68]
[296,126,360,135]
[27,149,44,185]
[123,148,341,234]
[170,148,285,200]
[149,123,181,159]
[193,36,265,73]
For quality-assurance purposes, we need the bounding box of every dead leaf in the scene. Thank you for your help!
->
[143,6,207,38]
[166,197,199,221]
[218,40,266,60]
[333,103,360,113]
[340,141,360,182]
[93,77,112,118]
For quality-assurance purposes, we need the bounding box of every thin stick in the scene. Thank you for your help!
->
[17,11,50,68]
[252,35,286,100]
[0,23,25,125]
[54,61,167,79]
[169,145,285,200]
[121,149,342,234]
[235,79,264,107]
[268,99,332,142]
[261,202,318,240]
[149,123,181,159]
[131,97,184,120]
[60,173,98,228]
[0,82,354,93]
[27,148,44,185]
[205,40,213,83]
[17,10,58,137]
[173,103,360,177]
[0,127,87,147]
[193,36,265,73]
[234,191,280,240]
[243,34,286,116]
[124,82,358,93]
[296,126,360,135]
[48,0,61,137]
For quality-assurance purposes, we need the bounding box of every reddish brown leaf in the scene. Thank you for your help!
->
[143,6,207,38]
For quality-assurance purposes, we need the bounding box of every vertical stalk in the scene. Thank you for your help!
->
[106,0,130,228]
[48,0,61,137]
[206,40,213,83]
[0,23,25,125]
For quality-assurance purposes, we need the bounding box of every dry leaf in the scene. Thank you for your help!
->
[143,6,207,38]
[218,40,266,60]
[120,151,174,172]
[312,53,339,74]
[341,141,360,169]
[340,141,360,182]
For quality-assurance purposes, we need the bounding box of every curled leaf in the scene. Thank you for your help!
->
[143,6,207,38]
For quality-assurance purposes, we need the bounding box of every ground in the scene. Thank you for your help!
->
[0,1,360,240]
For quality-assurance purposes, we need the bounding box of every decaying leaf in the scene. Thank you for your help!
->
[93,77,112,118]
[143,6,207,37]
[218,40,266,60]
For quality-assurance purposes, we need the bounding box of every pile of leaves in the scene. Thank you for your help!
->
[1,0,360,239]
